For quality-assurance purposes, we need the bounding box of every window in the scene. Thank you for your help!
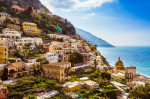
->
[5,52,7,55]
[5,48,7,51]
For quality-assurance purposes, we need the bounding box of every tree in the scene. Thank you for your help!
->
[94,59,97,70]
[1,68,8,80]
[42,29,50,34]
[9,69,15,77]
[0,6,7,12]
[128,83,150,99]
[100,71,111,81]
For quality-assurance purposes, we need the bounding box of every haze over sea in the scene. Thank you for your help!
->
[98,46,150,77]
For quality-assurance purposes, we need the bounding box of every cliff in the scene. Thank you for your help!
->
[0,0,49,12]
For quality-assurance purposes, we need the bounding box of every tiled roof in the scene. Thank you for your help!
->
[7,62,25,68]
[43,65,64,70]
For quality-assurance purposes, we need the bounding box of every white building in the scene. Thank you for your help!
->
[42,52,58,63]
[0,16,6,24]
[15,37,35,45]
[33,37,43,46]
[48,34,70,41]
[0,12,11,17]
[14,37,43,46]
[0,28,21,39]
[0,38,15,48]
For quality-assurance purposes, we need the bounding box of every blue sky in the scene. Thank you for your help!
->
[40,0,150,46]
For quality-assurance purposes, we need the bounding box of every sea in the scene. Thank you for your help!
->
[98,46,150,77]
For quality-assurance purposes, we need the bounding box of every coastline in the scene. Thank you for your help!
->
[97,46,150,80]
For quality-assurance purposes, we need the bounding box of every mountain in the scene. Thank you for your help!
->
[0,0,50,12]
[0,0,76,35]
[76,28,114,47]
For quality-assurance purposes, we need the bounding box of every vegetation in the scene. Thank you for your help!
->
[10,6,74,35]
[1,68,8,80]
[128,82,150,99]
[100,71,111,81]
[7,76,61,99]
[67,52,83,66]
[8,58,17,63]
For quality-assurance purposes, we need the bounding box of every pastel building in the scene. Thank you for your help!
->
[22,22,41,36]
[71,64,91,72]
[0,12,11,17]
[42,64,65,82]
[0,28,21,39]
[84,80,99,90]
[125,65,137,82]
[0,38,15,48]
[62,81,81,92]
[33,37,43,46]
[0,46,8,64]
[42,52,58,63]
[0,16,6,24]
[7,23,21,31]
[6,62,40,79]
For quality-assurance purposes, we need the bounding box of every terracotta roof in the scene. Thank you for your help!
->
[0,93,6,99]
[48,62,71,66]
[43,65,64,70]
[7,62,25,68]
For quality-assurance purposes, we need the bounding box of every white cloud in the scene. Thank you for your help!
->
[87,12,96,17]
[81,12,96,19]
[40,0,114,12]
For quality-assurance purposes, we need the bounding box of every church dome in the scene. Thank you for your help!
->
[115,57,125,70]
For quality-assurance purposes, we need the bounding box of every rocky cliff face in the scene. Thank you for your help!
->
[1,0,50,12]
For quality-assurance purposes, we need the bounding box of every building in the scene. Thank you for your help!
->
[14,37,37,46]
[71,64,91,72]
[42,52,58,63]
[49,44,64,54]
[42,64,65,82]
[62,80,99,92]
[47,62,71,70]
[0,46,8,64]
[62,81,81,92]
[6,62,26,79]
[36,90,59,99]
[84,80,99,90]
[0,28,21,39]
[62,43,75,53]
[7,23,21,31]
[0,38,15,48]
[0,80,7,99]
[17,45,23,52]
[48,34,70,41]
[22,22,41,36]
[0,12,11,17]
[115,57,125,73]
[0,16,6,24]
[11,18,20,24]
[37,9,45,13]
[125,65,137,82]
[33,37,43,46]
[111,73,125,80]
[6,62,40,79]
[0,40,4,46]
[11,5,25,13]
[49,42,65,61]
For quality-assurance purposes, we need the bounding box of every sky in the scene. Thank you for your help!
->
[40,0,150,46]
